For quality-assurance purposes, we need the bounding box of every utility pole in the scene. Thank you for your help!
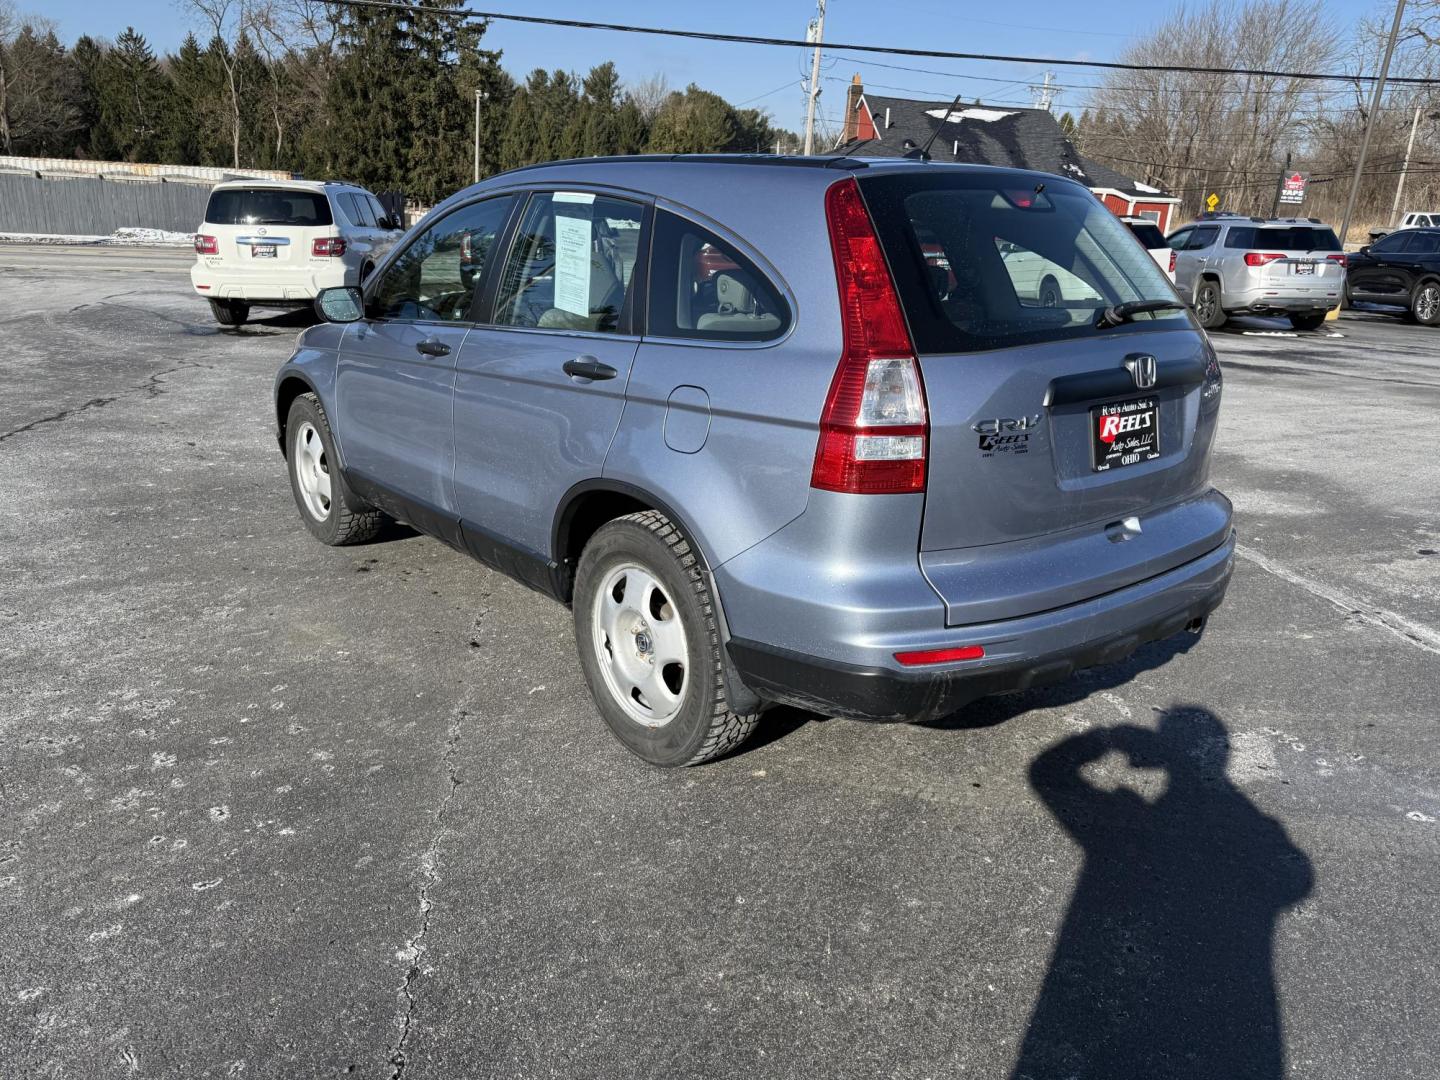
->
[1339,0,1407,246]
[473,89,488,183]
[803,0,827,156]
[1388,103,1432,229]
[1270,150,1292,218]
[1029,72,1058,112]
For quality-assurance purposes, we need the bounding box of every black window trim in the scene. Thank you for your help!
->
[641,197,798,350]
[360,192,522,328]
[471,184,655,341]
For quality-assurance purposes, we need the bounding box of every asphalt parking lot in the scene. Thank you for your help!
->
[2,245,1438,1079]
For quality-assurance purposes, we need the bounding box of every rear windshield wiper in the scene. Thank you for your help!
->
[1097,299,1185,328]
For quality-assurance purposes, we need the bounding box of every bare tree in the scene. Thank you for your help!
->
[627,72,671,123]
[182,0,248,167]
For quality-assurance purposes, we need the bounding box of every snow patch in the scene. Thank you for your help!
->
[1134,181,1162,194]
[0,227,194,247]
[924,107,1016,124]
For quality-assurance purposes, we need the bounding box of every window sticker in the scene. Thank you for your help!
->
[553,211,593,317]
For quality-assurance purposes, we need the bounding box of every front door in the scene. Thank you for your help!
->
[451,189,649,562]
[334,194,516,538]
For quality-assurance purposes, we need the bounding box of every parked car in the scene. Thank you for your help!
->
[1345,227,1440,325]
[1368,211,1440,243]
[191,179,403,326]
[1167,214,1345,331]
[1119,216,1177,282]
[274,156,1232,766]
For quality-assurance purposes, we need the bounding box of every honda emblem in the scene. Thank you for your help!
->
[1125,353,1158,390]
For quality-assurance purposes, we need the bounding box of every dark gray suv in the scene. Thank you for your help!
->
[275,156,1233,766]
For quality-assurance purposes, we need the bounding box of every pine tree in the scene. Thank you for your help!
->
[579,62,621,157]
[321,2,410,189]
[0,27,80,156]
[499,80,536,170]
[159,34,207,165]
[69,36,108,158]
[646,85,734,153]
[96,28,170,162]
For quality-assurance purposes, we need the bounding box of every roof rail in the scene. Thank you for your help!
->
[495,153,870,178]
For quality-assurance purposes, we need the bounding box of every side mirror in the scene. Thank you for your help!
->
[315,286,364,323]
[1359,246,1370,256]
[381,214,403,231]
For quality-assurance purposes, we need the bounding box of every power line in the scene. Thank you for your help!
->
[317,0,1440,87]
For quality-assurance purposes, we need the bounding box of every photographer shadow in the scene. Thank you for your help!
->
[1012,706,1313,1080]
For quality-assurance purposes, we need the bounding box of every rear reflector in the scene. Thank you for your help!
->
[811,178,928,495]
[894,645,985,666]
[194,235,218,255]
[1244,252,1286,266]
[312,237,347,257]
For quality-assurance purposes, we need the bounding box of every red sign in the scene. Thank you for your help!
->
[1280,172,1306,205]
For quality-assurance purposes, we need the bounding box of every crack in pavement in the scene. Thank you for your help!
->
[388,710,466,1080]
[0,361,208,444]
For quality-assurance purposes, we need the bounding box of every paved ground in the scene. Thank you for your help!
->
[2,249,1437,1079]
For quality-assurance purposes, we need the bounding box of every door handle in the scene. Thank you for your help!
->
[416,338,450,357]
[563,357,618,381]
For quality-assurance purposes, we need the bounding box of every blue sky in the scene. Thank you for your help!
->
[39,0,1381,134]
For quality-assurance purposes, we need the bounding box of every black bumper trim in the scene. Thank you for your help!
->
[727,588,1227,723]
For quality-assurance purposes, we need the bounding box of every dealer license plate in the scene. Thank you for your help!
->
[251,245,277,258]
[1292,261,1315,274]
[1091,398,1161,472]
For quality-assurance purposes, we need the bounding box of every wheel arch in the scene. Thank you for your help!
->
[553,480,719,602]
[275,373,320,459]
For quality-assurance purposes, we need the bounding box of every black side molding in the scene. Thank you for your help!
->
[1044,356,1208,407]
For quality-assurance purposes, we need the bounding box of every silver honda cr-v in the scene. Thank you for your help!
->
[275,155,1233,766]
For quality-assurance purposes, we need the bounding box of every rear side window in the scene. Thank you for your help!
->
[1225,226,1340,251]
[647,211,789,342]
[342,193,375,228]
[205,188,332,227]
[1126,222,1166,249]
[861,172,1185,354]
[1405,231,1440,254]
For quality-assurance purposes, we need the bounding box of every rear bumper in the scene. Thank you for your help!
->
[727,529,1235,722]
[1224,287,1340,316]
[191,260,351,303]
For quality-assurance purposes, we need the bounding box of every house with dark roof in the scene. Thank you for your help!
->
[833,76,1180,233]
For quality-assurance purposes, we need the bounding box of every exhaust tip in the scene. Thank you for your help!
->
[1186,617,1206,635]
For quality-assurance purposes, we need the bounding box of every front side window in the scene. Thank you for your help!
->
[368,195,514,323]
[647,210,789,341]
[493,192,644,334]
[205,187,332,227]
[862,173,1185,354]
[1370,231,1411,253]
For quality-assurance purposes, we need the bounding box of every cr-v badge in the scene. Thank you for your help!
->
[973,414,1043,457]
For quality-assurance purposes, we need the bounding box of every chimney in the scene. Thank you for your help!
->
[843,74,864,142]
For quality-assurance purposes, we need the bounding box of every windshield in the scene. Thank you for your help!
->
[1224,226,1340,251]
[205,188,333,227]
[860,171,1184,354]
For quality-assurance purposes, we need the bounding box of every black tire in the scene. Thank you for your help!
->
[285,393,386,545]
[1038,275,1061,308]
[1288,312,1327,332]
[573,511,760,767]
[1410,279,1440,326]
[1194,280,1227,330]
[209,298,249,326]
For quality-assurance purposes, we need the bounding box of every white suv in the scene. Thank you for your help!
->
[191,180,403,326]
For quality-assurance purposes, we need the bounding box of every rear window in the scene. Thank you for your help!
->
[861,172,1185,355]
[1224,226,1340,251]
[1125,222,1166,249]
[205,188,333,227]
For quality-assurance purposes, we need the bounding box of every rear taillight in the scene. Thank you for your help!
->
[1244,252,1286,267]
[312,237,347,257]
[194,235,217,255]
[811,178,928,495]
[1168,249,1177,273]
[1327,253,1348,268]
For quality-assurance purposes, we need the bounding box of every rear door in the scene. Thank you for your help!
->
[861,172,1226,624]
[450,189,649,560]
